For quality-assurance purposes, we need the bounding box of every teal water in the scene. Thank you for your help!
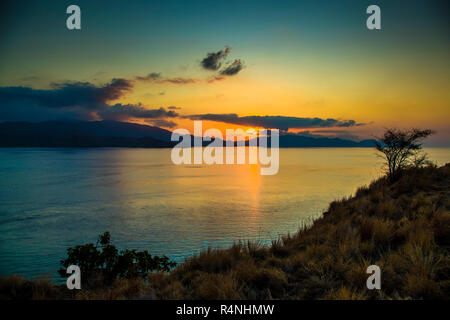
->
[0,148,449,280]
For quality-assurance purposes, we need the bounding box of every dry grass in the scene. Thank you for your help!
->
[1,164,449,300]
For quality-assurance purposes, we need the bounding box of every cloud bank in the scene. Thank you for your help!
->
[0,79,366,132]
[0,80,178,124]
[185,114,364,130]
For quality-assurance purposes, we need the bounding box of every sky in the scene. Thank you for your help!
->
[0,0,449,145]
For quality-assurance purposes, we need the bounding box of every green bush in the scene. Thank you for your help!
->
[58,232,176,286]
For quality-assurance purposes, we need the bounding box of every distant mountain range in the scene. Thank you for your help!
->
[275,134,376,148]
[0,120,377,148]
[0,120,174,148]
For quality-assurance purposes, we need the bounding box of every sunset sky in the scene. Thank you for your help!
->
[0,0,449,145]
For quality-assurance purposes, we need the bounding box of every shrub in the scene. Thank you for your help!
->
[58,232,176,286]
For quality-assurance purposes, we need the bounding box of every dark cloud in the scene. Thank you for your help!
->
[201,47,230,71]
[0,78,132,111]
[0,94,95,122]
[184,114,365,130]
[129,46,245,86]
[135,73,199,85]
[0,80,177,123]
[145,119,178,128]
[136,46,245,85]
[98,104,178,121]
[220,59,244,76]
[136,72,161,81]
[157,77,198,85]
[201,47,245,77]
[138,75,224,85]
[0,80,366,132]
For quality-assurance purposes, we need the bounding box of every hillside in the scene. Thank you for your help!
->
[144,164,449,300]
[0,164,448,300]
[0,120,174,147]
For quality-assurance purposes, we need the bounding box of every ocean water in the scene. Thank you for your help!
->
[0,147,449,280]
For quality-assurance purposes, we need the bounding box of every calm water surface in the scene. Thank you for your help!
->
[0,148,449,280]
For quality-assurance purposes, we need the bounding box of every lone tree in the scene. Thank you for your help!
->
[375,128,434,181]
